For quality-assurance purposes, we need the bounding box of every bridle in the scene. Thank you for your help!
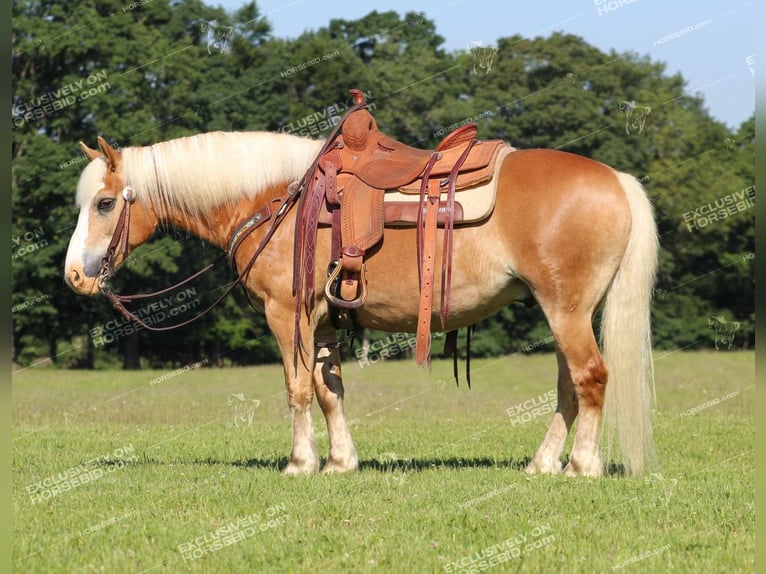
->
[96,183,299,331]
[95,102,363,334]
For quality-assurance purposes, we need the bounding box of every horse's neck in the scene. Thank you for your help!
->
[156,184,288,250]
[128,132,321,249]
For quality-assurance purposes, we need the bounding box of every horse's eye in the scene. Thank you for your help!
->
[97,197,116,212]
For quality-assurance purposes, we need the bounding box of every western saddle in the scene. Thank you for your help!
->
[293,89,507,368]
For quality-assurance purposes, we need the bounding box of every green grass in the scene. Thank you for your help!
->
[13,351,754,573]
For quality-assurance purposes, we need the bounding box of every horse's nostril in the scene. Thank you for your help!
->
[67,268,82,287]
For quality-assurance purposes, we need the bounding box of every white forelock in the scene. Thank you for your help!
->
[75,157,107,208]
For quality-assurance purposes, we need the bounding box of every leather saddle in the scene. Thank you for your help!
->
[293,89,507,365]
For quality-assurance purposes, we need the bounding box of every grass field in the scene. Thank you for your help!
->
[12,350,754,573]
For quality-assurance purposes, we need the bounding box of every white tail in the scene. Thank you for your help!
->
[599,172,659,475]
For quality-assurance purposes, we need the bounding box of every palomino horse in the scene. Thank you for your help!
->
[64,129,658,477]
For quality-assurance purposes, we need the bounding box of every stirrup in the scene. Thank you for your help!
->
[324,261,368,309]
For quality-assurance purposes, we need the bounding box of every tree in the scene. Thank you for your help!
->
[11,4,754,369]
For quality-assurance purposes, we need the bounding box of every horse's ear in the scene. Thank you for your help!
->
[96,136,121,172]
[79,142,101,161]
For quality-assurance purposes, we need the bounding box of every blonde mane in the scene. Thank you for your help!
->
[120,131,323,217]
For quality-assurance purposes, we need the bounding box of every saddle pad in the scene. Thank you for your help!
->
[383,145,514,225]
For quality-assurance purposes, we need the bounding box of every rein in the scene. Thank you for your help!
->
[95,104,367,335]
[97,184,300,331]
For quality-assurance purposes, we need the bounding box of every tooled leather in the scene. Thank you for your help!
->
[340,177,385,253]
[297,170,326,314]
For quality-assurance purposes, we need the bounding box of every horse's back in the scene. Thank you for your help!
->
[498,147,629,209]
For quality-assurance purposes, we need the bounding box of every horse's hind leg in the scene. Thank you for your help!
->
[542,314,607,477]
[313,328,359,474]
[526,350,578,474]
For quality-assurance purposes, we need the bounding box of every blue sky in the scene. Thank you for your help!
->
[214,0,756,129]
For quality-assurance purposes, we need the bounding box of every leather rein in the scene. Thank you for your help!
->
[95,103,369,331]
[96,184,296,331]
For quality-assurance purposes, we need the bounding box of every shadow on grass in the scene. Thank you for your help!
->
[360,456,530,473]
[97,455,530,473]
[96,455,626,476]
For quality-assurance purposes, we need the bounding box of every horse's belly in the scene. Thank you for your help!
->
[352,225,528,332]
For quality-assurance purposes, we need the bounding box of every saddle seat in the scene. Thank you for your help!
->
[335,107,500,192]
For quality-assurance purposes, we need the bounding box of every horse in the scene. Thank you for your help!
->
[64,126,659,478]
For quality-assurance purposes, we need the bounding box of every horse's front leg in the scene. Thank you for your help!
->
[314,327,358,474]
[267,302,320,475]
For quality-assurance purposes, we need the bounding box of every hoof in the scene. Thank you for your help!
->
[562,460,603,478]
[282,460,320,476]
[526,457,562,475]
[321,458,359,474]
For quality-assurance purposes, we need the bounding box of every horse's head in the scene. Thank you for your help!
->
[64,137,158,295]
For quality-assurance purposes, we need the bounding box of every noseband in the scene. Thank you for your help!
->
[96,186,136,289]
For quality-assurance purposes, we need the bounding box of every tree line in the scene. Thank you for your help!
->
[11,1,754,369]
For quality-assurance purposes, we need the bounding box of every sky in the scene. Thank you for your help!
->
[214,0,756,130]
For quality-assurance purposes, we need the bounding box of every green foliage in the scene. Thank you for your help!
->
[11,3,754,368]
